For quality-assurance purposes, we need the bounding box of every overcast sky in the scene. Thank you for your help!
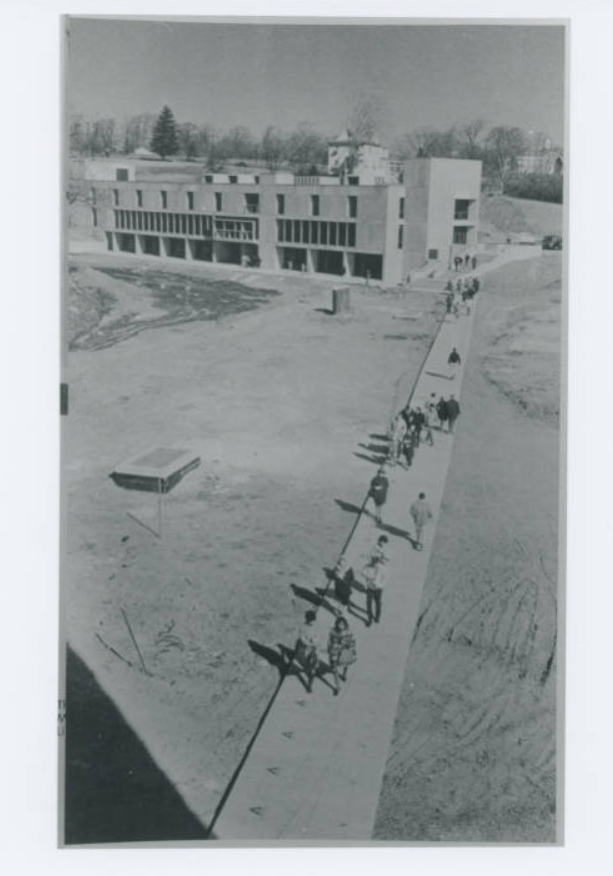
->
[67,18,565,144]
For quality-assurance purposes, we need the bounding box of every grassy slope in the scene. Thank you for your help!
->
[374,254,561,841]
[480,196,563,238]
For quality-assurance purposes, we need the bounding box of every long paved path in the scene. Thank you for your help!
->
[208,279,479,841]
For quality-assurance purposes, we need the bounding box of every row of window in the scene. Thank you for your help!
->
[276,193,358,218]
[214,218,257,241]
[110,188,368,219]
[112,189,249,214]
[276,219,357,248]
[112,210,262,241]
[111,210,460,248]
[114,210,214,236]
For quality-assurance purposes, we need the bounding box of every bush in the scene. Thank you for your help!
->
[503,172,563,204]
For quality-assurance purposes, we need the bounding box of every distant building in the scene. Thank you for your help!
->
[516,151,563,175]
[70,157,137,182]
[79,156,481,285]
[327,131,392,185]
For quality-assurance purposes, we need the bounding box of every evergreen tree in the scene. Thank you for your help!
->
[150,105,179,160]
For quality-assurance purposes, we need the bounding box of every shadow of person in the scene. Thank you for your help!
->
[378,521,417,546]
[248,639,288,672]
[360,441,391,456]
[334,498,366,516]
[353,451,387,466]
[290,583,338,615]
[347,601,369,626]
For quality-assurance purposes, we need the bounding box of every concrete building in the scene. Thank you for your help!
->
[327,131,393,185]
[516,151,563,175]
[81,157,481,284]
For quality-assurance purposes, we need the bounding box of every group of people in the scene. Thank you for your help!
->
[296,486,435,696]
[293,266,476,698]
[386,401,433,473]
[453,252,478,271]
[383,386,461,476]
[445,275,480,320]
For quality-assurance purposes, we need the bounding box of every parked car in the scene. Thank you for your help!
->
[542,234,563,250]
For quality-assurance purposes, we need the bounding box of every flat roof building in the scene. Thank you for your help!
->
[77,157,481,285]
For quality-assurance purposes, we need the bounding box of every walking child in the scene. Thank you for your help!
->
[327,616,356,696]
[296,610,319,693]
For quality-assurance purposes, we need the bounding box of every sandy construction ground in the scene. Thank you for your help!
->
[374,253,561,842]
[63,254,439,834]
[63,248,561,842]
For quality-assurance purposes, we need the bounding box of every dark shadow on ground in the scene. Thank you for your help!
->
[378,521,417,546]
[359,441,390,455]
[353,451,386,466]
[64,646,213,844]
[369,433,389,442]
[314,306,334,315]
[291,583,338,615]
[248,640,311,692]
[335,498,367,517]
[347,601,370,626]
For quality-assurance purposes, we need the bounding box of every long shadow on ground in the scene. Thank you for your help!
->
[64,646,213,844]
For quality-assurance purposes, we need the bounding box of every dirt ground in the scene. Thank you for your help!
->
[63,254,439,835]
[63,245,561,842]
[373,253,561,842]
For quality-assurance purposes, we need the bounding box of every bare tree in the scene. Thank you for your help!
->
[177,122,201,159]
[216,126,258,161]
[123,113,157,154]
[393,126,458,159]
[457,119,487,159]
[485,125,527,182]
[261,125,286,170]
[286,122,327,171]
[348,93,387,143]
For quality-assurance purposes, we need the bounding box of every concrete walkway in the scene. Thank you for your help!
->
[211,286,478,840]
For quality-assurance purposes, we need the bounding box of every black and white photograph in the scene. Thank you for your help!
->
[59,14,566,846]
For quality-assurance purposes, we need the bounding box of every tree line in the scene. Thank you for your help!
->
[69,103,562,195]
[69,107,330,174]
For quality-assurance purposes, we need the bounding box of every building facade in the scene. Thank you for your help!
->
[516,151,563,175]
[80,157,481,285]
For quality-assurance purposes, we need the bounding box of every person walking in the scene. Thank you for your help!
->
[471,254,478,270]
[422,404,434,446]
[367,533,390,566]
[361,532,390,625]
[400,430,416,468]
[472,276,480,297]
[327,615,356,696]
[410,492,433,551]
[436,395,449,430]
[412,406,426,446]
[363,554,389,626]
[448,347,462,366]
[296,610,319,693]
[447,393,461,433]
[333,557,354,608]
[368,467,389,527]
[389,413,406,465]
